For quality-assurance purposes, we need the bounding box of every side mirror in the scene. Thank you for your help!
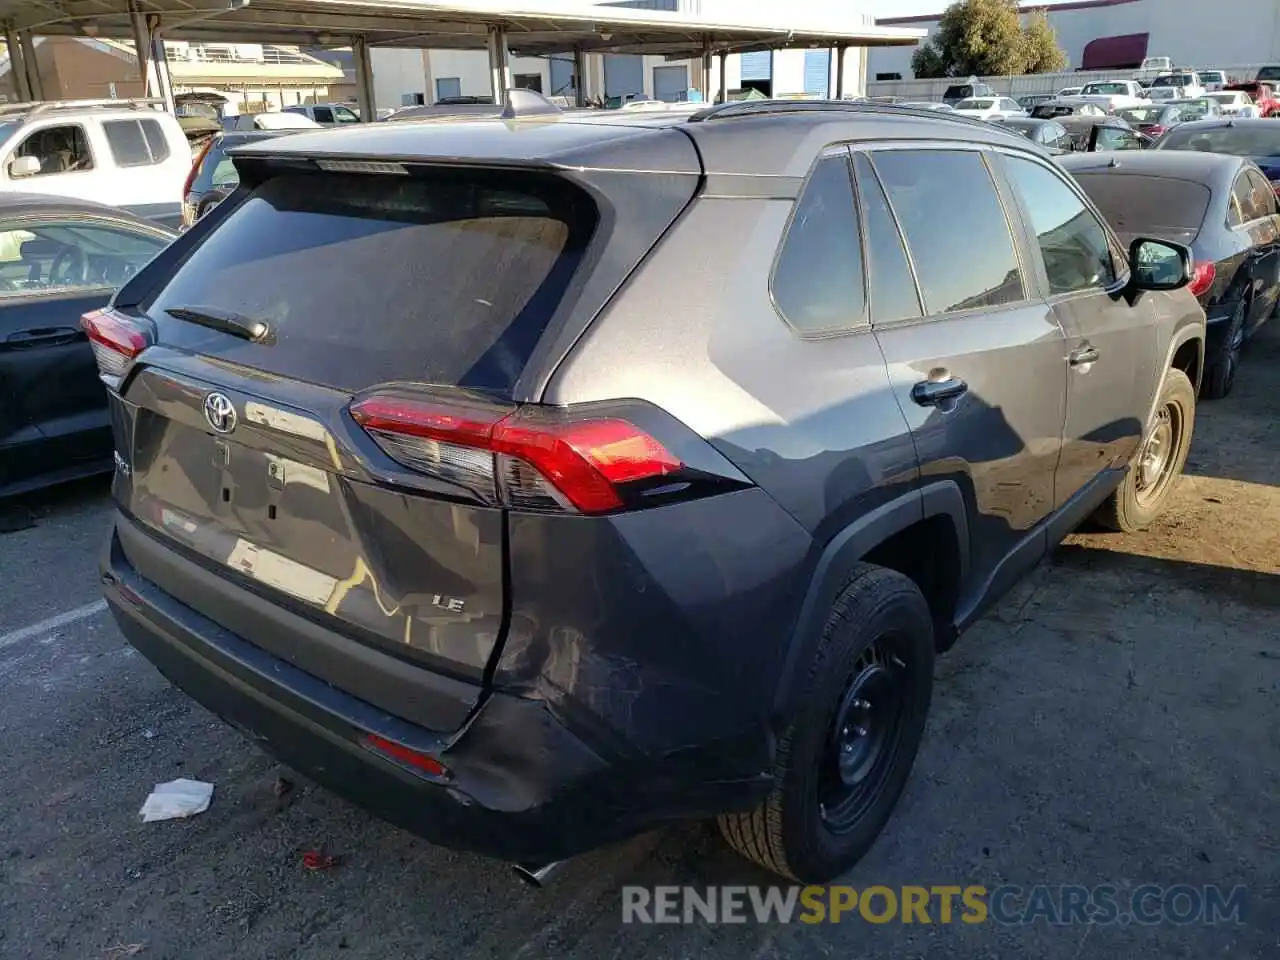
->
[1128,237,1193,291]
[8,155,40,179]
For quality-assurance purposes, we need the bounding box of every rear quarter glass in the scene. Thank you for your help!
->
[143,168,597,396]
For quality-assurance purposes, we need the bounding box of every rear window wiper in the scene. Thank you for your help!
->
[164,305,271,343]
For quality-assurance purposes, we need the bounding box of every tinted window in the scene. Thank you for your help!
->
[140,119,170,163]
[1158,124,1280,158]
[771,155,865,335]
[312,106,334,123]
[1004,157,1115,295]
[1071,173,1211,235]
[854,153,921,324]
[872,150,1024,314]
[146,169,596,395]
[0,220,167,294]
[12,123,94,175]
[103,119,152,166]
[1095,126,1144,151]
[333,106,361,123]
[1244,169,1276,218]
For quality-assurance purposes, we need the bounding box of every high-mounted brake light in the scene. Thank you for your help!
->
[350,395,682,515]
[81,308,151,386]
[1188,261,1216,298]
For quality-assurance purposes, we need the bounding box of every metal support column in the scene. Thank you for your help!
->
[19,31,42,101]
[700,36,712,101]
[487,25,510,103]
[573,46,587,107]
[834,43,847,100]
[4,23,31,101]
[147,15,175,113]
[127,1,153,101]
[351,35,376,122]
[718,52,727,104]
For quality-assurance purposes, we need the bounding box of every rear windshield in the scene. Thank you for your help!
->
[146,169,596,395]
[1119,107,1167,123]
[1083,83,1128,95]
[1072,174,1212,233]
[957,99,994,109]
[1154,74,1195,87]
[1156,125,1280,158]
[1258,67,1280,82]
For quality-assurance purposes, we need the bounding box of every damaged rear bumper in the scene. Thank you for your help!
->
[101,523,768,864]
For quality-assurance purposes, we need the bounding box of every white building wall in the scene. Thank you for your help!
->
[371,48,551,106]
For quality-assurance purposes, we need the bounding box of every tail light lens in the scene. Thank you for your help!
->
[350,394,682,515]
[1146,124,1166,136]
[81,308,151,387]
[1188,261,1217,298]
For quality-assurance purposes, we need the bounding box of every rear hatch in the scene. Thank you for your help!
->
[98,146,700,729]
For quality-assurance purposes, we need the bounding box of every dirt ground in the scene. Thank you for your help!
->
[0,325,1276,960]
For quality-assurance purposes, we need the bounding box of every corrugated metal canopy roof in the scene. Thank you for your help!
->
[2,0,925,55]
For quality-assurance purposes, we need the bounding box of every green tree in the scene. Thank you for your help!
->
[1020,8,1069,73]
[910,0,1025,79]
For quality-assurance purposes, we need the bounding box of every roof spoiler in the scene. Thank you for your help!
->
[500,89,563,120]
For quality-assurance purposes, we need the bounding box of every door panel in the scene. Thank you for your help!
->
[863,147,1067,608]
[997,152,1153,508]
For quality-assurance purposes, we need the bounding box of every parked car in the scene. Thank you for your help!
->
[1057,86,1084,98]
[1074,80,1149,111]
[1063,150,1280,399]
[1018,93,1057,111]
[0,99,190,229]
[995,116,1074,152]
[1255,66,1280,85]
[951,96,1025,120]
[1205,91,1254,116]
[1060,115,1152,152]
[1152,72,1206,99]
[180,131,293,228]
[221,112,322,132]
[941,81,996,105]
[1147,86,1186,103]
[90,97,1204,884]
[1225,82,1280,117]
[1135,56,1175,83]
[0,193,174,496]
[1199,70,1228,92]
[899,101,955,112]
[1117,104,1190,138]
[1032,101,1108,120]
[1166,98,1221,121]
[1153,117,1280,187]
[283,103,361,125]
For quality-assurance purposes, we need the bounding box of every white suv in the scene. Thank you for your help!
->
[0,99,190,227]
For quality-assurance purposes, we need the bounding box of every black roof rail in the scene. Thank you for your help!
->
[685,98,1007,132]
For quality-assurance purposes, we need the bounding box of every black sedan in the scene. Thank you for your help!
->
[1061,151,1280,399]
[1153,116,1280,187]
[0,195,175,496]
[995,117,1074,152]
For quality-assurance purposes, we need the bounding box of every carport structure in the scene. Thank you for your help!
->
[0,0,922,118]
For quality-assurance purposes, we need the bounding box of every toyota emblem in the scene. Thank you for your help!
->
[203,392,237,434]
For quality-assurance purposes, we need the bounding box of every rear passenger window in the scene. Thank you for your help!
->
[1003,156,1115,294]
[771,154,865,335]
[853,153,921,324]
[870,150,1024,314]
[103,119,170,167]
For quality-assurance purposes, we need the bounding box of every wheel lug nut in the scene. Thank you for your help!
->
[855,725,868,736]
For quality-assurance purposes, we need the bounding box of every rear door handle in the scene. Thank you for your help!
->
[911,374,968,407]
[1069,344,1100,367]
[5,327,81,349]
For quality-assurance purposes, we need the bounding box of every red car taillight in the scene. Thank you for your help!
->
[1188,261,1217,298]
[1145,124,1166,136]
[80,308,151,386]
[350,394,682,515]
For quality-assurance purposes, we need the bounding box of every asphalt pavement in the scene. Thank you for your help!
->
[1,329,1277,960]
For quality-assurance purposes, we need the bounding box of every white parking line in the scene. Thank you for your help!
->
[0,599,108,651]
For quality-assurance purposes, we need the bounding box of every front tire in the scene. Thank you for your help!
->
[1094,367,1195,532]
[718,565,934,882]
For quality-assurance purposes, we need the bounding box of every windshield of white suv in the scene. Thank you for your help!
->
[956,99,995,109]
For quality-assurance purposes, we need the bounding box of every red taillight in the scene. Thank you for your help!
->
[80,308,151,383]
[1188,261,1217,298]
[1146,124,1166,136]
[361,733,448,778]
[350,394,681,515]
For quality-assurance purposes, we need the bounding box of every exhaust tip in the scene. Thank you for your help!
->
[513,861,564,887]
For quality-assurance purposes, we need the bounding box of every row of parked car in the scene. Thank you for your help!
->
[2,90,1277,887]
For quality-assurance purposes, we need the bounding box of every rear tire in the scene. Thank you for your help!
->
[1202,302,1246,401]
[1094,368,1195,533]
[718,564,934,882]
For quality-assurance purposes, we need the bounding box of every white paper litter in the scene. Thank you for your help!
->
[138,778,214,822]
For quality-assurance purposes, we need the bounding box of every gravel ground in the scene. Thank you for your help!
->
[0,326,1276,960]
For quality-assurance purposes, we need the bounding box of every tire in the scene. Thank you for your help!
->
[1202,302,1246,401]
[1094,367,1195,533]
[718,564,935,882]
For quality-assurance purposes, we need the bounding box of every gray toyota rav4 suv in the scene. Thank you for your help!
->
[90,97,1205,883]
